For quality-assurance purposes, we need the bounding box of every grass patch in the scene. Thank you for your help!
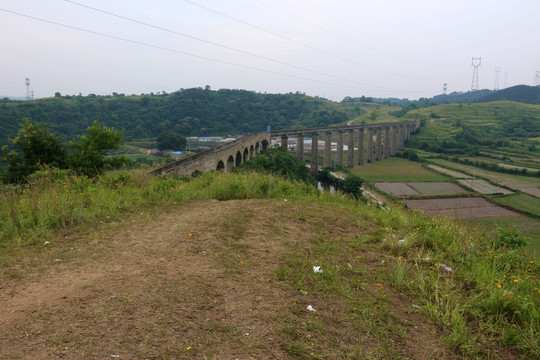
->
[461,216,540,259]
[489,193,540,217]
[431,159,540,186]
[349,157,447,182]
[0,168,318,258]
[1,168,538,358]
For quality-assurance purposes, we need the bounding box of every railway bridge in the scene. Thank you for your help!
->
[151,121,419,177]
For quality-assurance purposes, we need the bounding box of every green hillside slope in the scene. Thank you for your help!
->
[403,101,540,156]
[0,89,365,146]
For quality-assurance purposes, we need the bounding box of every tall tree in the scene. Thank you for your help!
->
[156,131,186,151]
[1,119,67,182]
[68,120,126,177]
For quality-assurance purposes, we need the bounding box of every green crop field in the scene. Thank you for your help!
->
[430,159,540,186]
[349,158,447,182]
[490,193,540,217]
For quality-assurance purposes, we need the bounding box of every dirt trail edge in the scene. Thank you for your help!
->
[1,199,466,359]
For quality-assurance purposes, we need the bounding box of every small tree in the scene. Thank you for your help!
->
[1,119,67,182]
[68,120,126,177]
[341,174,364,199]
[237,147,316,185]
[156,131,186,151]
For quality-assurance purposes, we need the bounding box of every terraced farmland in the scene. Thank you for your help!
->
[457,179,513,195]
[404,197,519,219]
[427,164,471,178]
[374,181,468,196]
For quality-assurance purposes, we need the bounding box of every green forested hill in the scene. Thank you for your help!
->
[403,101,540,154]
[0,88,363,146]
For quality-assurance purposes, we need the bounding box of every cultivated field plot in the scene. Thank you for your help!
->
[431,159,540,186]
[457,179,513,195]
[374,181,468,196]
[351,158,447,182]
[498,163,540,172]
[427,164,471,178]
[507,183,540,198]
[407,182,469,195]
[374,182,420,196]
[404,197,520,219]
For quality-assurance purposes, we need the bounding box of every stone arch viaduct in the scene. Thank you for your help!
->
[150,121,419,177]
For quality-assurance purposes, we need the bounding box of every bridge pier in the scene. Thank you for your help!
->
[376,128,382,161]
[324,131,332,168]
[311,132,319,176]
[281,135,288,151]
[367,129,373,163]
[358,128,364,165]
[152,121,420,178]
[336,130,343,167]
[384,126,390,159]
[297,134,304,163]
[391,126,398,155]
[347,129,354,167]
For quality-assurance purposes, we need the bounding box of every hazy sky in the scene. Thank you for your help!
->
[1,0,539,101]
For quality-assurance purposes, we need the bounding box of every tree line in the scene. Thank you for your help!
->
[0,88,351,147]
[1,119,125,182]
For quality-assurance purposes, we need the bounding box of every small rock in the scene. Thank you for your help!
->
[306,305,316,312]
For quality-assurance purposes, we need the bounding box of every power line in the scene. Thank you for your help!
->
[0,7,421,94]
[62,0,400,90]
[254,0,432,69]
[181,0,437,81]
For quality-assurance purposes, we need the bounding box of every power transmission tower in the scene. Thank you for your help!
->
[25,78,33,100]
[494,66,501,91]
[471,57,481,91]
[443,83,448,95]
[535,71,540,87]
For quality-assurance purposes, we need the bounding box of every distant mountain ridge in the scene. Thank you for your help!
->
[349,85,540,106]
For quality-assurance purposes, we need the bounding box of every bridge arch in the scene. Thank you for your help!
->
[235,151,242,166]
[262,140,269,151]
[226,155,234,171]
[250,145,254,158]
[255,142,260,155]
[243,148,249,162]
[216,160,225,172]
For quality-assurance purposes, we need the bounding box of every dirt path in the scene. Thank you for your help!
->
[0,199,475,359]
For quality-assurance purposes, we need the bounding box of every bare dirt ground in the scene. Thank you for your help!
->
[507,183,540,198]
[374,182,421,196]
[0,199,501,359]
[404,197,520,219]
